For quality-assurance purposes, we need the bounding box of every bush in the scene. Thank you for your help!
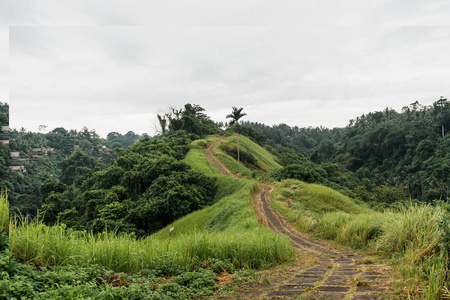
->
[271,164,323,183]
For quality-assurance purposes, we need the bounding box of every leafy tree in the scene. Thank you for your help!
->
[271,164,322,183]
[131,171,215,233]
[169,104,218,137]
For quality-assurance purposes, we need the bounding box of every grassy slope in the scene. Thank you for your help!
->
[272,178,446,298]
[272,179,442,251]
[214,134,281,177]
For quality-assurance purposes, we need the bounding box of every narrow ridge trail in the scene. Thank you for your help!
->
[205,139,230,176]
[205,140,393,299]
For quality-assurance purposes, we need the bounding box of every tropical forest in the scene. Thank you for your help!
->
[1,98,450,299]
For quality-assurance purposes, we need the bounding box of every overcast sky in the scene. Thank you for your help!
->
[2,0,450,137]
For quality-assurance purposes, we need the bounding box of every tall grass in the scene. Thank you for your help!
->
[273,178,449,298]
[10,218,293,273]
[376,205,443,254]
[273,179,444,253]
[0,189,8,232]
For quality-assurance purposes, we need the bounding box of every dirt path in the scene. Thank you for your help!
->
[206,140,393,299]
[205,139,231,176]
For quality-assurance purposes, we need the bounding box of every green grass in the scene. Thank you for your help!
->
[4,175,286,300]
[215,134,281,177]
[0,189,8,232]
[275,179,370,214]
[184,147,221,177]
[273,179,444,253]
[10,217,293,273]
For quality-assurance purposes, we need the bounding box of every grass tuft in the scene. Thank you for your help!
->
[0,189,8,233]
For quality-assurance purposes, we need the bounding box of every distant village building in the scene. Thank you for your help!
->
[32,148,54,154]
[27,148,54,160]
[9,165,26,172]
[1,140,9,145]
[10,152,20,159]
[0,126,8,141]
[275,143,282,148]
[98,145,111,154]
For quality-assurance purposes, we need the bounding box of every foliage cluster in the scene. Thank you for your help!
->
[2,239,263,300]
[38,131,215,236]
[7,124,148,217]
[340,99,450,202]
[270,145,408,206]
[248,98,450,204]
[157,103,219,138]
[0,103,9,199]
[242,121,342,158]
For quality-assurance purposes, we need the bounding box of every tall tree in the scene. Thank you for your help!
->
[226,107,247,176]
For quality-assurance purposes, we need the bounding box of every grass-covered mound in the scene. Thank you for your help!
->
[272,178,449,298]
[213,134,281,177]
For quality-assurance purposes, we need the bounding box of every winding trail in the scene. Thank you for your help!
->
[205,140,393,299]
[205,139,230,176]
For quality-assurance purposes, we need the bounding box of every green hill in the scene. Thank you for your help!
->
[213,134,281,177]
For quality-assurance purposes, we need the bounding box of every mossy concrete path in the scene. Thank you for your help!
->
[205,141,393,299]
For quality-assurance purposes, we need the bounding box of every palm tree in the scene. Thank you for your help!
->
[226,107,247,177]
